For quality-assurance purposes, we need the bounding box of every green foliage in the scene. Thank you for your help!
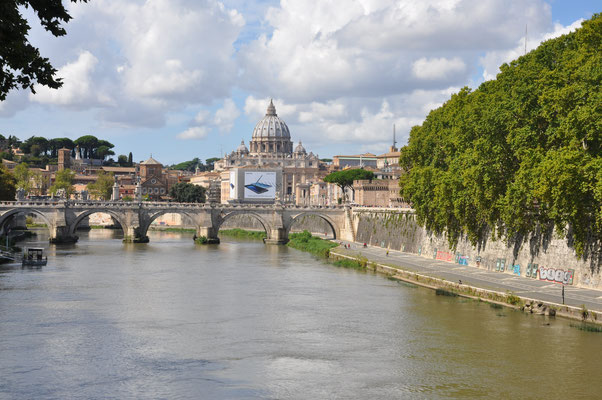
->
[117,155,129,166]
[169,182,206,203]
[400,14,602,258]
[0,1,88,100]
[323,169,375,201]
[287,230,338,257]
[171,158,203,172]
[570,322,602,333]
[194,236,208,244]
[436,288,458,297]
[13,163,31,192]
[219,228,267,240]
[87,171,114,200]
[581,304,590,321]
[0,165,16,200]
[50,168,75,196]
[506,293,522,306]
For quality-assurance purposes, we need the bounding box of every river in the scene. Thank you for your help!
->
[0,228,600,399]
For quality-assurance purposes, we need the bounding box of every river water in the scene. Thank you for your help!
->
[0,229,600,399]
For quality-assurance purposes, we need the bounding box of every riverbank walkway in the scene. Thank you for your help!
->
[335,241,602,313]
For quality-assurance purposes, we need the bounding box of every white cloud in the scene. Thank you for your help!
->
[30,51,110,108]
[413,57,466,80]
[480,19,584,80]
[102,0,244,104]
[177,126,210,140]
[214,99,240,132]
[238,0,552,102]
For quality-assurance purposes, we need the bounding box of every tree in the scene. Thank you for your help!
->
[97,145,115,160]
[323,169,375,201]
[205,157,221,170]
[21,136,49,155]
[0,165,16,200]
[117,155,128,166]
[74,135,98,159]
[400,14,602,258]
[127,152,133,166]
[169,182,206,203]
[0,0,88,101]
[13,162,31,193]
[50,168,75,197]
[87,171,114,200]
[48,137,74,157]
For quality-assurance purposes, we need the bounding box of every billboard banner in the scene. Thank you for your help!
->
[229,170,237,199]
[244,172,276,199]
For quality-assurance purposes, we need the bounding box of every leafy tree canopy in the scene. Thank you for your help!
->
[169,182,206,203]
[87,171,114,200]
[0,165,16,200]
[399,14,602,260]
[324,169,375,200]
[0,0,88,101]
[13,162,31,192]
[50,168,75,196]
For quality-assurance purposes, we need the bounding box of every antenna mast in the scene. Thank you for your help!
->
[525,24,527,55]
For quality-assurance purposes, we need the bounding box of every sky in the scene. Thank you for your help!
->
[0,0,599,164]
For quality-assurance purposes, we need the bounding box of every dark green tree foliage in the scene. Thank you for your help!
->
[0,165,16,200]
[172,157,203,172]
[169,182,206,203]
[127,152,133,165]
[0,0,88,101]
[324,169,375,201]
[400,14,602,259]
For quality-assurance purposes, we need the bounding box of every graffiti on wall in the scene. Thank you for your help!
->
[436,251,453,262]
[538,267,575,285]
[525,263,539,278]
[495,258,506,272]
[512,264,521,276]
[458,256,469,265]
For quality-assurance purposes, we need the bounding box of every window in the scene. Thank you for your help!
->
[142,188,147,194]
[160,188,165,194]
[154,188,159,194]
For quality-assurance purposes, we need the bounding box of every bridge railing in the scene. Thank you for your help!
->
[0,200,348,210]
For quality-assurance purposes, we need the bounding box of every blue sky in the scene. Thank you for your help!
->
[0,0,599,164]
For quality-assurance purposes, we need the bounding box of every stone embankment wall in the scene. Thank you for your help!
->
[353,208,602,290]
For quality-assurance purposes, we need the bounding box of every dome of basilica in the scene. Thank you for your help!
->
[251,99,290,139]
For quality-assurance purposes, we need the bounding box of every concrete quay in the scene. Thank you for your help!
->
[334,240,602,321]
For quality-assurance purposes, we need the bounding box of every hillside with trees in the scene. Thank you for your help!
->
[399,14,602,262]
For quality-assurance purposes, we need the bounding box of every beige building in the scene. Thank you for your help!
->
[353,179,410,208]
[213,100,325,205]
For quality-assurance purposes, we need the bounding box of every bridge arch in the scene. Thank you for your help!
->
[0,208,53,233]
[139,209,198,237]
[285,212,340,240]
[215,211,272,237]
[68,209,128,236]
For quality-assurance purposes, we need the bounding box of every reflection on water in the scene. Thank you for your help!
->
[0,229,600,399]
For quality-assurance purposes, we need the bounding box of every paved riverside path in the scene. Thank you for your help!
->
[335,241,602,313]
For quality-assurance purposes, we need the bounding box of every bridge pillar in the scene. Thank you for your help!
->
[49,225,79,244]
[122,226,149,243]
[265,227,288,245]
[196,226,220,244]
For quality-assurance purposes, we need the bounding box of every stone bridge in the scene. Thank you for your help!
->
[0,201,356,244]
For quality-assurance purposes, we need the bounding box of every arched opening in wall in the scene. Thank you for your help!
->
[288,213,337,240]
[217,212,269,241]
[0,210,52,247]
[71,212,124,241]
[145,211,197,241]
